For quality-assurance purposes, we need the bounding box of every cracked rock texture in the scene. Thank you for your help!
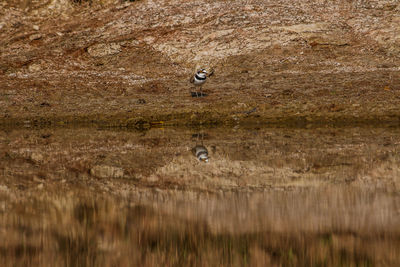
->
[0,0,400,126]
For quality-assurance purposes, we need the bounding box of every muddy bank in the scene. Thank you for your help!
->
[1,107,400,129]
[1,0,400,126]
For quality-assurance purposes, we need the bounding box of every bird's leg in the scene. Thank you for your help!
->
[199,86,203,97]
[193,86,196,97]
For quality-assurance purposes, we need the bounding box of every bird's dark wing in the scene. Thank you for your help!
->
[189,76,195,83]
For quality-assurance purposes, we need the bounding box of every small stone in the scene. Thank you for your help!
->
[37,184,44,189]
[29,33,42,41]
[90,165,124,178]
[115,3,131,10]
[137,98,146,104]
[30,152,43,163]
[40,102,51,107]
[28,63,41,72]
[32,25,39,31]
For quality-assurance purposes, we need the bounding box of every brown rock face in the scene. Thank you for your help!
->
[0,0,399,126]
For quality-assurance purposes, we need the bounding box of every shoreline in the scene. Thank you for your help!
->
[2,111,400,129]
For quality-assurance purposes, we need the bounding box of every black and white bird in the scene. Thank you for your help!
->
[192,145,209,163]
[190,68,214,97]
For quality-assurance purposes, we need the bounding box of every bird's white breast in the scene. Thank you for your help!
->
[194,79,206,85]
[194,73,206,85]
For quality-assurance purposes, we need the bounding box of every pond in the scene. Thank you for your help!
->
[1,125,400,266]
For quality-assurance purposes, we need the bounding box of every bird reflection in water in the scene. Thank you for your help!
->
[191,133,209,163]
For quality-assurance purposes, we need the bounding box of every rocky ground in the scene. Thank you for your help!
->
[1,0,400,126]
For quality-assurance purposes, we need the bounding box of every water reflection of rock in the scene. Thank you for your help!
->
[191,133,209,163]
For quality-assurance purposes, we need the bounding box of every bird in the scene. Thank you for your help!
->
[192,145,209,163]
[189,68,214,97]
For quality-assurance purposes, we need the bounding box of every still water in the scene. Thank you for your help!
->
[1,126,400,266]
